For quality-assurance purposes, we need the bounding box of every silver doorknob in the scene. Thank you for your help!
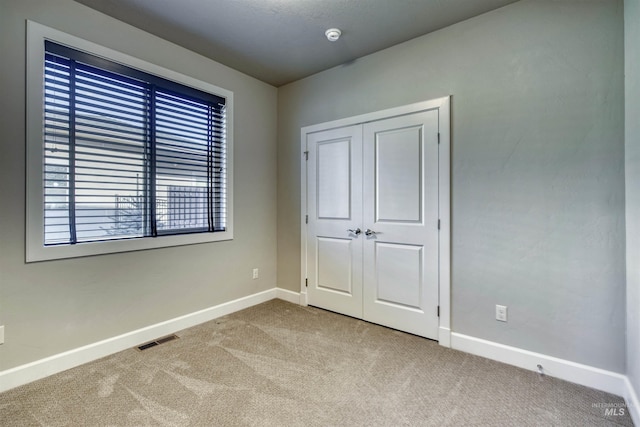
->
[365,229,377,236]
[347,228,361,235]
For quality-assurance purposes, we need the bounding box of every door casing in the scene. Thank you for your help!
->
[300,96,451,347]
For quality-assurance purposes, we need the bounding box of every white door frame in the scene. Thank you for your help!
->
[300,96,451,347]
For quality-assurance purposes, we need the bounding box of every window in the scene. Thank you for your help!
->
[43,41,227,244]
[27,22,233,261]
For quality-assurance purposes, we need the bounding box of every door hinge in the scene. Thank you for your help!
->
[438,133,441,144]
[305,215,308,224]
[304,151,309,161]
[305,278,308,287]
[437,305,440,317]
[438,219,441,230]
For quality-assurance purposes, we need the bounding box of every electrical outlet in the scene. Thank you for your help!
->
[0,325,4,344]
[496,305,507,322]
[252,268,259,279]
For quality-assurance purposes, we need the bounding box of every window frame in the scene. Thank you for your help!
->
[26,21,234,262]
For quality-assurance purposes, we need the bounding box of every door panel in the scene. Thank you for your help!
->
[317,140,351,219]
[374,242,423,309]
[363,110,439,339]
[376,126,423,223]
[307,125,363,318]
[317,237,353,294]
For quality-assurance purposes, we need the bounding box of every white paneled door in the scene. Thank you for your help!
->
[306,108,441,340]
[307,125,364,318]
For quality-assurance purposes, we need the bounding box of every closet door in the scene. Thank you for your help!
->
[306,125,364,318]
[305,108,441,340]
[362,110,440,339]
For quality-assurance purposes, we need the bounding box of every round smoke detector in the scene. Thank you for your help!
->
[325,28,342,42]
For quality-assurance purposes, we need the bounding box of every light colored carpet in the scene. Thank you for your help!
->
[0,299,634,426]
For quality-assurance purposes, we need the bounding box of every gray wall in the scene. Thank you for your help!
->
[625,0,640,401]
[278,0,625,372]
[0,0,278,370]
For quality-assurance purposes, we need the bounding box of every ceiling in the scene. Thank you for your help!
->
[74,0,520,87]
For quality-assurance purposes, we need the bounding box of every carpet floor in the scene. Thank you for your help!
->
[0,299,634,426]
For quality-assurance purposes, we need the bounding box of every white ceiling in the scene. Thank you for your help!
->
[74,0,520,87]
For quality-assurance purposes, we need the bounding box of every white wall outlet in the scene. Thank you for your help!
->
[252,268,259,279]
[0,325,4,344]
[496,305,508,322]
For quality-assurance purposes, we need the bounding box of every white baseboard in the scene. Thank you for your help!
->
[624,376,640,426]
[438,327,451,348]
[451,332,627,397]
[275,287,302,305]
[0,288,281,393]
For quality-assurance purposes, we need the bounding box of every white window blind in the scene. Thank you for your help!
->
[43,41,227,246]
